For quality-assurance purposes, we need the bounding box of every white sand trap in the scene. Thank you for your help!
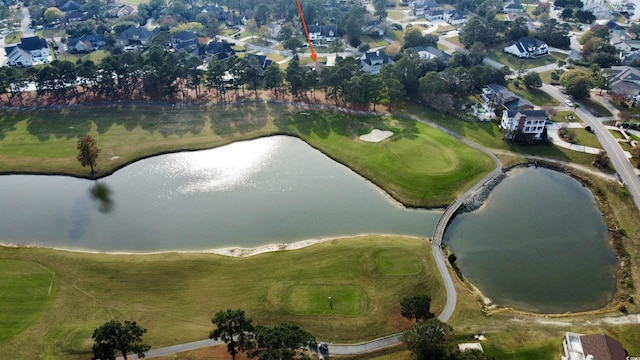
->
[359,129,393,142]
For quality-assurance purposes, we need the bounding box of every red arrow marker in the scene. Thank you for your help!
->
[294,0,317,62]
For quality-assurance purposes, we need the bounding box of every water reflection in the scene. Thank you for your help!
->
[90,182,114,213]
[0,136,440,251]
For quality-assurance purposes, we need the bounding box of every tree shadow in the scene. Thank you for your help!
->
[0,112,24,141]
[26,111,93,141]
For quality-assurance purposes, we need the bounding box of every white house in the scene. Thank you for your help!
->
[504,37,548,58]
[5,36,50,67]
[411,46,451,61]
[308,24,338,42]
[561,332,626,360]
[444,10,468,25]
[583,2,614,20]
[410,0,439,16]
[503,0,524,12]
[359,50,394,75]
[500,109,547,140]
[425,9,444,21]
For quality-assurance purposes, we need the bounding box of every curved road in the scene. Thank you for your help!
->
[541,84,640,212]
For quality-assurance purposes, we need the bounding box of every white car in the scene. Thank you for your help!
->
[564,100,574,107]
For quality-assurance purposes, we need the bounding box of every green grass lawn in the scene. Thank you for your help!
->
[362,35,389,48]
[508,83,559,106]
[0,236,444,359]
[60,49,110,64]
[572,128,602,149]
[0,260,53,343]
[35,28,66,39]
[3,31,23,44]
[580,97,614,117]
[402,104,600,167]
[552,110,580,123]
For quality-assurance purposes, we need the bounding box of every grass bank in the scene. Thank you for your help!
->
[0,103,494,208]
[0,236,444,359]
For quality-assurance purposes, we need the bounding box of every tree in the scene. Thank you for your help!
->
[245,19,259,38]
[374,0,387,21]
[560,7,574,20]
[505,17,529,41]
[210,309,255,360]
[400,294,435,322]
[400,318,454,360]
[92,320,151,360]
[630,144,640,168]
[44,7,64,24]
[560,70,593,99]
[459,17,495,48]
[523,72,542,88]
[248,323,314,360]
[77,134,101,174]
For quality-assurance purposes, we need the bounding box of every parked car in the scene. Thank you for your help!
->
[564,100,574,107]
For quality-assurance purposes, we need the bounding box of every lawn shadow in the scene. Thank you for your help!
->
[26,111,93,141]
[0,112,24,141]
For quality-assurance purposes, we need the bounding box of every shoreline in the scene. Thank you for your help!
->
[0,234,429,258]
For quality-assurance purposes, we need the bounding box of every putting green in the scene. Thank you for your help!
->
[285,284,366,316]
[375,249,422,275]
[0,259,53,342]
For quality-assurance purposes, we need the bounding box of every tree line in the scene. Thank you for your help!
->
[91,295,491,360]
[0,39,508,114]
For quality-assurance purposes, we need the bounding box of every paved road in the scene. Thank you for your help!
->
[541,84,640,212]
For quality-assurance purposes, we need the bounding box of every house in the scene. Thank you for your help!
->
[58,0,82,13]
[170,31,199,54]
[500,109,548,140]
[359,50,394,74]
[117,26,157,46]
[67,34,106,53]
[411,46,451,61]
[65,10,85,22]
[444,10,468,25]
[361,20,385,37]
[593,19,625,32]
[561,332,626,360]
[504,37,548,58]
[410,0,439,16]
[204,40,235,60]
[584,3,614,20]
[245,53,272,75]
[5,36,50,66]
[482,83,533,111]
[202,4,228,20]
[503,0,524,12]
[425,9,445,21]
[607,65,640,96]
[308,24,338,42]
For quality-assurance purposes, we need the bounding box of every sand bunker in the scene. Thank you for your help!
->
[359,129,393,142]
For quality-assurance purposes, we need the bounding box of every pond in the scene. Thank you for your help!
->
[445,167,618,313]
[0,136,440,252]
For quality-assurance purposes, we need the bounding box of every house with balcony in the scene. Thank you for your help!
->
[308,24,338,42]
[500,109,548,140]
[5,36,51,67]
[504,37,548,58]
[482,83,533,111]
[561,332,626,360]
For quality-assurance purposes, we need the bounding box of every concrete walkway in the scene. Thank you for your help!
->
[546,122,602,155]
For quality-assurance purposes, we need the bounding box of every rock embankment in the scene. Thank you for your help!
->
[461,172,506,212]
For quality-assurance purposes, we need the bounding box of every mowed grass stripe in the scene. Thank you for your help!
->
[0,260,53,343]
[0,236,444,359]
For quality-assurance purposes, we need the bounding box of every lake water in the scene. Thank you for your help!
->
[445,167,618,313]
[0,136,440,252]
[0,137,618,312]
